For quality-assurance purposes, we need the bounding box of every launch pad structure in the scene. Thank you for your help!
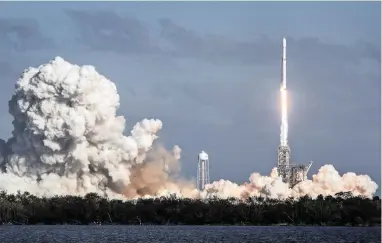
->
[277,38,313,187]
[278,144,313,187]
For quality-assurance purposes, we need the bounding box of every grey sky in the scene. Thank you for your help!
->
[0,2,380,187]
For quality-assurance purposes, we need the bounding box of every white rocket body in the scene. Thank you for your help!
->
[281,37,287,91]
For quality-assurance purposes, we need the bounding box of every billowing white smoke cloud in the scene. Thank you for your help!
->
[0,57,378,200]
[0,57,192,199]
[291,164,379,198]
[202,165,378,199]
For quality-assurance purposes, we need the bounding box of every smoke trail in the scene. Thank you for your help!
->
[0,57,378,200]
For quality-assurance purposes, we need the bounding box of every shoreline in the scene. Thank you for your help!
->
[1,223,380,227]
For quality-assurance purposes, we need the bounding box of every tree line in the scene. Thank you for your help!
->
[0,191,380,226]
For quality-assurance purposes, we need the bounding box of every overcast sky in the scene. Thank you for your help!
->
[0,2,380,186]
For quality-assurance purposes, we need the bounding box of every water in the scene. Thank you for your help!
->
[0,225,380,243]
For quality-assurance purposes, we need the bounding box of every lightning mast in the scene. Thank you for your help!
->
[197,151,210,191]
[277,38,291,184]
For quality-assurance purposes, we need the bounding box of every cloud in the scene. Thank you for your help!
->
[158,18,278,65]
[158,18,380,66]
[0,17,55,52]
[63,9,380,68]
[65,9,158,54]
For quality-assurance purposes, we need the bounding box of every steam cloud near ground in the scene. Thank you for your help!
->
[0,57,378,200]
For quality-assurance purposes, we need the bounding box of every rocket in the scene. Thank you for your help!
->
[281,37,287,91]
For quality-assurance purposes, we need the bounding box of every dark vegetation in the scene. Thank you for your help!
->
[0,191,380,226]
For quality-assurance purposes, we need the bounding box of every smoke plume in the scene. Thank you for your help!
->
[0,57,193,199]
[0,57,378,200]
[202,165,378,199]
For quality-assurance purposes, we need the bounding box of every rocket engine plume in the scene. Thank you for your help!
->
[0,56,378,200]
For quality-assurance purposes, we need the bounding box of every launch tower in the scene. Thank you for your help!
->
[277,38,313,187]
[197,151,210,191]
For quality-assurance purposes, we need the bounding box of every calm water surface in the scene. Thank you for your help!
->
[0,225,380,243]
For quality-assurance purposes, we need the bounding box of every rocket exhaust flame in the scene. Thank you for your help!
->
[280,89,288,146]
